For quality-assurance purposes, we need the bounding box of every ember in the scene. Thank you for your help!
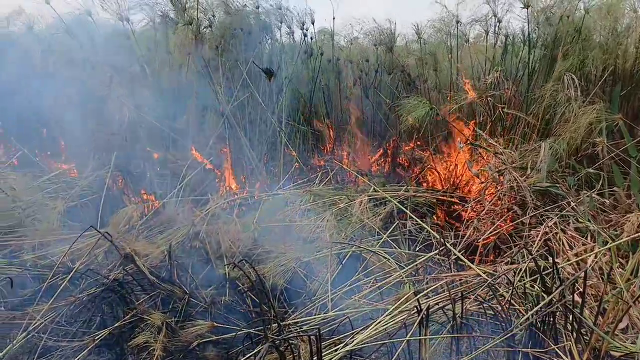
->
[111,172,161,216]
[36,141,78,177]
[147,148,160,159]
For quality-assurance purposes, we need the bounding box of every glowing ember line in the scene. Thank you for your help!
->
[190,146,215,170]
[52,162,78,177]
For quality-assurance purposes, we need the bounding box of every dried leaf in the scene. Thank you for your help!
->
[609,350,626,358]
[573,292,583,305]
[617,314,629,331]
[622,213,640,239]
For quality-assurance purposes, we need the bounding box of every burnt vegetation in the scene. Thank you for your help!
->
[1,0,640,359]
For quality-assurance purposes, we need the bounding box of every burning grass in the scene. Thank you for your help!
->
[0,92,636,360]
[2,0,640,359]
[0,81,637,360]
[1,136,639,360]
[308,99,515,263]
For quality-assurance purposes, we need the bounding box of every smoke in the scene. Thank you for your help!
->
[0,6,275,190]
[0,5,569,360]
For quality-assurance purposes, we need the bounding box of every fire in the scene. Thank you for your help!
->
[52,162,79,177]
[0,132,75,172]
[140,189,161,215]
[220,147,240,194]
[112,173,125,190]
[311,104,373,176]
[417,115,494,225]
[312,120,335,166]
[462,75,477,100]
[421,116,483,191]
[147,148,160,159]
[348,103,371,172]
[111,172,161,216]
[190,145,242,195]
[311,101,512,262]
[36,141,78,178]
[0,143,19,166]
[49,140,78,177]
[313,120,335,154]
[190,146,215,170]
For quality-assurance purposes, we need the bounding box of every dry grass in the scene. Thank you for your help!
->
[1,0,640,359]
[1,139,639,360]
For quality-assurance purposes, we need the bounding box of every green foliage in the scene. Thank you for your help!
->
[397,96,439,139]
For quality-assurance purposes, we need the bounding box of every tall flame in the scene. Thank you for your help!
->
[462,75,477,100]
[313,120,335,154]
[190,145,242,195]
[220,147,240,194]
[348,103,371,172]
[310,98,512,262]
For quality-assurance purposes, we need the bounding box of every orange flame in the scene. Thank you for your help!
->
[112,173,160,216]
[140,189,161,215]
[190,146,215,170]
[462,75,477,100]
[0,143,19,166]
[52,140,78,177]
[309,101,511,261]
[147,148,160,160]
[348,103,372,172]
[220,147,240,194]
[191,145,243,195]
[37,142,78,178]
[312,104,373,176]
[112,173,125,190]
[313,120,335,154]
[52,162,79,177]
[313,120,335,166]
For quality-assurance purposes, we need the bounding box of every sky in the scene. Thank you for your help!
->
[301,0,449,30]
[0,0,466,31]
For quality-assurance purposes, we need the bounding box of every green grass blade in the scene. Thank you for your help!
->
[611,82,621,115]
[612,163,626,190]
[619,121,639,159]
[630,162,640,207]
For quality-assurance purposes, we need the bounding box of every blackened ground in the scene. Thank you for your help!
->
[0,220,601,360]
